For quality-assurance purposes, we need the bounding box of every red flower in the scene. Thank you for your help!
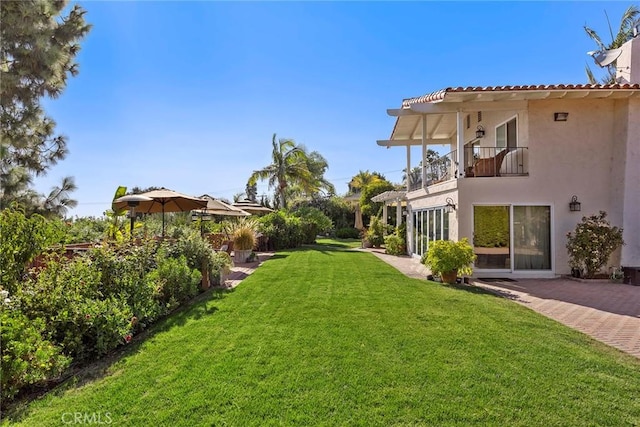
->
[125,334,132,343]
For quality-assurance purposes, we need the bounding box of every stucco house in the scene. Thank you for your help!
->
[377,35,640,279]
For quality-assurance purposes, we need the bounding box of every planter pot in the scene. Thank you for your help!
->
[362,239,373,248]
[234,249,252,263]
[440,270,458,284]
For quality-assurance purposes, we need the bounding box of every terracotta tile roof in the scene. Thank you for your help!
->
[401,83,640,107]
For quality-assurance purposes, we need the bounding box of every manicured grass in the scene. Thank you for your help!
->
[5,242,640,426]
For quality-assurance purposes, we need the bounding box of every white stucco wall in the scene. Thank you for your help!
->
[407,96,638,276]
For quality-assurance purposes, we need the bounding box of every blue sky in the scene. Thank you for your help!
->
[38,1,632,217]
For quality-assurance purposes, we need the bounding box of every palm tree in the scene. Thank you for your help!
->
[286,150,336,202]
[402,165,422,190]
[584,5,640,84]
[248,134,313,209]
[41,176,78,218]
[348,170,386,194]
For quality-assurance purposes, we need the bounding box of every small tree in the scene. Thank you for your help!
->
[566,211,624,278]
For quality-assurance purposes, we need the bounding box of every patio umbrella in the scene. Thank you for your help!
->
[193,195,251,217]
[232,199,274,215]
[114,188,207,236]
[112,194,153,235]
[354,204,364,230]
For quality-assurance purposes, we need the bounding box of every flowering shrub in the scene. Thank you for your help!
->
[566,211,624,279]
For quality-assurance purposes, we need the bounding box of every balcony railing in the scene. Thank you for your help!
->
[407,150,458,191]
[464,147,529,177]
[407,147,530,191]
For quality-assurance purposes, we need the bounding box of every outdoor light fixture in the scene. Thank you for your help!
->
[445,197,457,213]
[475,125,485,138]
[554,112,569,122]
[569,195,581,212]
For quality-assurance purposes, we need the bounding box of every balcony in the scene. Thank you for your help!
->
[465,147,529,178]
[407,147,529,192]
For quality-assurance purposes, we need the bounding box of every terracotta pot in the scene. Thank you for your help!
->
[440,270,458,284]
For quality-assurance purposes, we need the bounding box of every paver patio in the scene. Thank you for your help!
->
[364,248,640,359]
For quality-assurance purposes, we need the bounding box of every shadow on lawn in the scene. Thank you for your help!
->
[3,286,234,423]
[444,282,521,301]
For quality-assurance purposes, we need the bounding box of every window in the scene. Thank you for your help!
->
[496,117,517,149]
[411,206,450,256]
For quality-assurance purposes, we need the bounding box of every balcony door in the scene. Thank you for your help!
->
[473,205,551,271]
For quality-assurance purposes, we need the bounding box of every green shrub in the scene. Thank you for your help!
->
[15,256,133,359]
[384,234,405,255]
[0,206,65,294]
[292,207,333,244]
[89,240,162,328]
[366,217,386,247]
[290,197,354,229]
[0,307,70,401]
[422,238,476,277]
[162,229,216,272]
[148,254,201,311]
[566,211,624,278]
[335,227,360,239]
[64,216,108,244]
[259,211,304,250]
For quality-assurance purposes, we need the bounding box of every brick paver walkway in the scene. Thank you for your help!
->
[364,248,640,359]
[221,252,274,289]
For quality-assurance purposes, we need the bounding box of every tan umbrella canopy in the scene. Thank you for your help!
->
[114,188,207,236]
[112,194,153,234]
[232,199,274,215]
[192,195,250,217]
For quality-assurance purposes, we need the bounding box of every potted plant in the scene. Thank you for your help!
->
[422,238,476,284]
[210,251,234,286]
[224,218,258,263]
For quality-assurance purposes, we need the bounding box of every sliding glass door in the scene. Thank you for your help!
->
[473,205,551,271]
[513,206,551,270]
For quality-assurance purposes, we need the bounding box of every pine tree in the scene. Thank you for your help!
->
[0,0,91,213]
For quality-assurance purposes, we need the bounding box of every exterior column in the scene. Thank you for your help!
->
[406,145,411,192]
[382,203,388,226]
[457,111,465,178]
[421,114,427,188]
[396,198,402,230]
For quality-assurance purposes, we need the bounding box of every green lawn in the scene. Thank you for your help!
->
[5,242,640,426]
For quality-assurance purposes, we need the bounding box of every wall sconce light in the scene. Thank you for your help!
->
[569,195,581,212]
[475,125,485,138]
[554,112,569,122]
[445,197,457,213]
